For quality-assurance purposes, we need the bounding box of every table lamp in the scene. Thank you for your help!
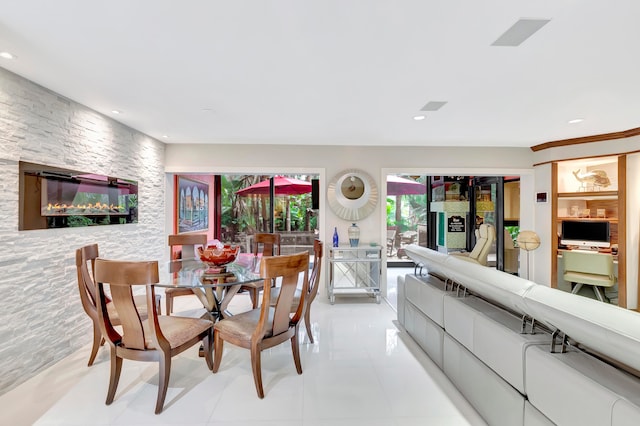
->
[516,230,540,280]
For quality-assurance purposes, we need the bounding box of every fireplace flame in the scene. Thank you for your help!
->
[44,202,126,215]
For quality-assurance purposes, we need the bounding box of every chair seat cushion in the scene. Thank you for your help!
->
[165,287,195,296]
[144,316,212,349]
[240,281,264,290]
[214,308,276,344]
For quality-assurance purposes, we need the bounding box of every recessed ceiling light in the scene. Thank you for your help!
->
[413,115,426,121]
[162,135,169,138]
[0,51,16,59]
[111,110,121,114]
[568,118,584,124]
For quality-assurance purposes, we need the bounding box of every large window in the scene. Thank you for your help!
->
[220,174,319,254]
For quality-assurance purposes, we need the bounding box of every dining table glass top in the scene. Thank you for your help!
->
[158,257,262,289]
[157,256,263,317]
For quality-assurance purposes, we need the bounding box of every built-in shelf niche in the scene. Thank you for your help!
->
[557,156,619,222]
[551,154,627,307]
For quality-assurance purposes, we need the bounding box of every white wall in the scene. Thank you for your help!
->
[533,163,553,286]
[0,67,166,394]
[627,153,640,309]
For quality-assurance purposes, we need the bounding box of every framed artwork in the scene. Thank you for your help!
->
[177,176,209,233]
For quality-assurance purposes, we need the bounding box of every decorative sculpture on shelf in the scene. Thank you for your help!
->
[572,169,611,192]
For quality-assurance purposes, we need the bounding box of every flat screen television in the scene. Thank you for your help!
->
[561,220,610,249]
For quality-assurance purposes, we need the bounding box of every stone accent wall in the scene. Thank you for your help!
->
[0,67,166,394]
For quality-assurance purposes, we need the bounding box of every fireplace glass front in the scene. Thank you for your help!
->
[19,162,138,230]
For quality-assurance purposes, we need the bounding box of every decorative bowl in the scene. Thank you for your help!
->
[198,244,240,267]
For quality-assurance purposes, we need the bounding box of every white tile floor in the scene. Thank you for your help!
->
[0,273,486,426]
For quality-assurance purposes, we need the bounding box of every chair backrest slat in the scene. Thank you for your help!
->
[169,233,207,260]
[253,233,281,257]
[307,239,324,301]
[95,259,159,350]
[76,244,100,313]
[260,252,308,337]
[110,284,146,349]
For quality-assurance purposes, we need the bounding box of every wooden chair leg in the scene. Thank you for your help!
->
[106,349,122,405]
[291,330,302,374]
[88,322,103,366]
[250,344,264,398]
[303,309,314,344]
[249,289,258,309]
[165,295,173,316]
[203,330,213,370]
[155,354,171,414]
[212,331,224,373]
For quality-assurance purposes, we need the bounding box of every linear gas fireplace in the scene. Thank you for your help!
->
[19,161,138,230]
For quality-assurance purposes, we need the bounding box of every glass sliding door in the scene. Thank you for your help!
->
[386,174,428,266]
[471,176,520,274]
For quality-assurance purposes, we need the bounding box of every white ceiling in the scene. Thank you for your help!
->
[1,1,639,148]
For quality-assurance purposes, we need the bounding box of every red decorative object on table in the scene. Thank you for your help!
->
[198,244,240,272]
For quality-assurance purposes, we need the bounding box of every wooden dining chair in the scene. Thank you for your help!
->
[165,233,208,315]
[75,244,161,366]
[94,258,214,414]
[269,239,324,343]
[241,233,281,308]
[212,251,309,398]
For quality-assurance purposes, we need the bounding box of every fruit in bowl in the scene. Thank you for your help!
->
[198,244,240,267]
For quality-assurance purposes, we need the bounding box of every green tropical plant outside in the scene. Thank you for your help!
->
[220,175,317,243]
[386,176,428,234]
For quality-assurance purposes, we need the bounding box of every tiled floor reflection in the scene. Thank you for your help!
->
[0,278,486,426]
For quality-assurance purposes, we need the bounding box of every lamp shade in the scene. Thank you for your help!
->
[516,230,540,251]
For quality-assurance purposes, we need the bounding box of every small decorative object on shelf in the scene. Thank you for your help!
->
[579,208,591,218]
[333,227,339,247]
[572,169,611,191]
[348,223,360,247]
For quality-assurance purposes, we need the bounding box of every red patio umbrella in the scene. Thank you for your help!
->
[387,175,425,196]
[235,176,312,196]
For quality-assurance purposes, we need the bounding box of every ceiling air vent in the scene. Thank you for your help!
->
[421,101,447,112]
[491,18,550,47]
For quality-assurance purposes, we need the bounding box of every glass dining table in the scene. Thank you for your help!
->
[157,256,263,321]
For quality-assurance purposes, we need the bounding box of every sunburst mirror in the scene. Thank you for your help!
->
[327,169,378,221]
